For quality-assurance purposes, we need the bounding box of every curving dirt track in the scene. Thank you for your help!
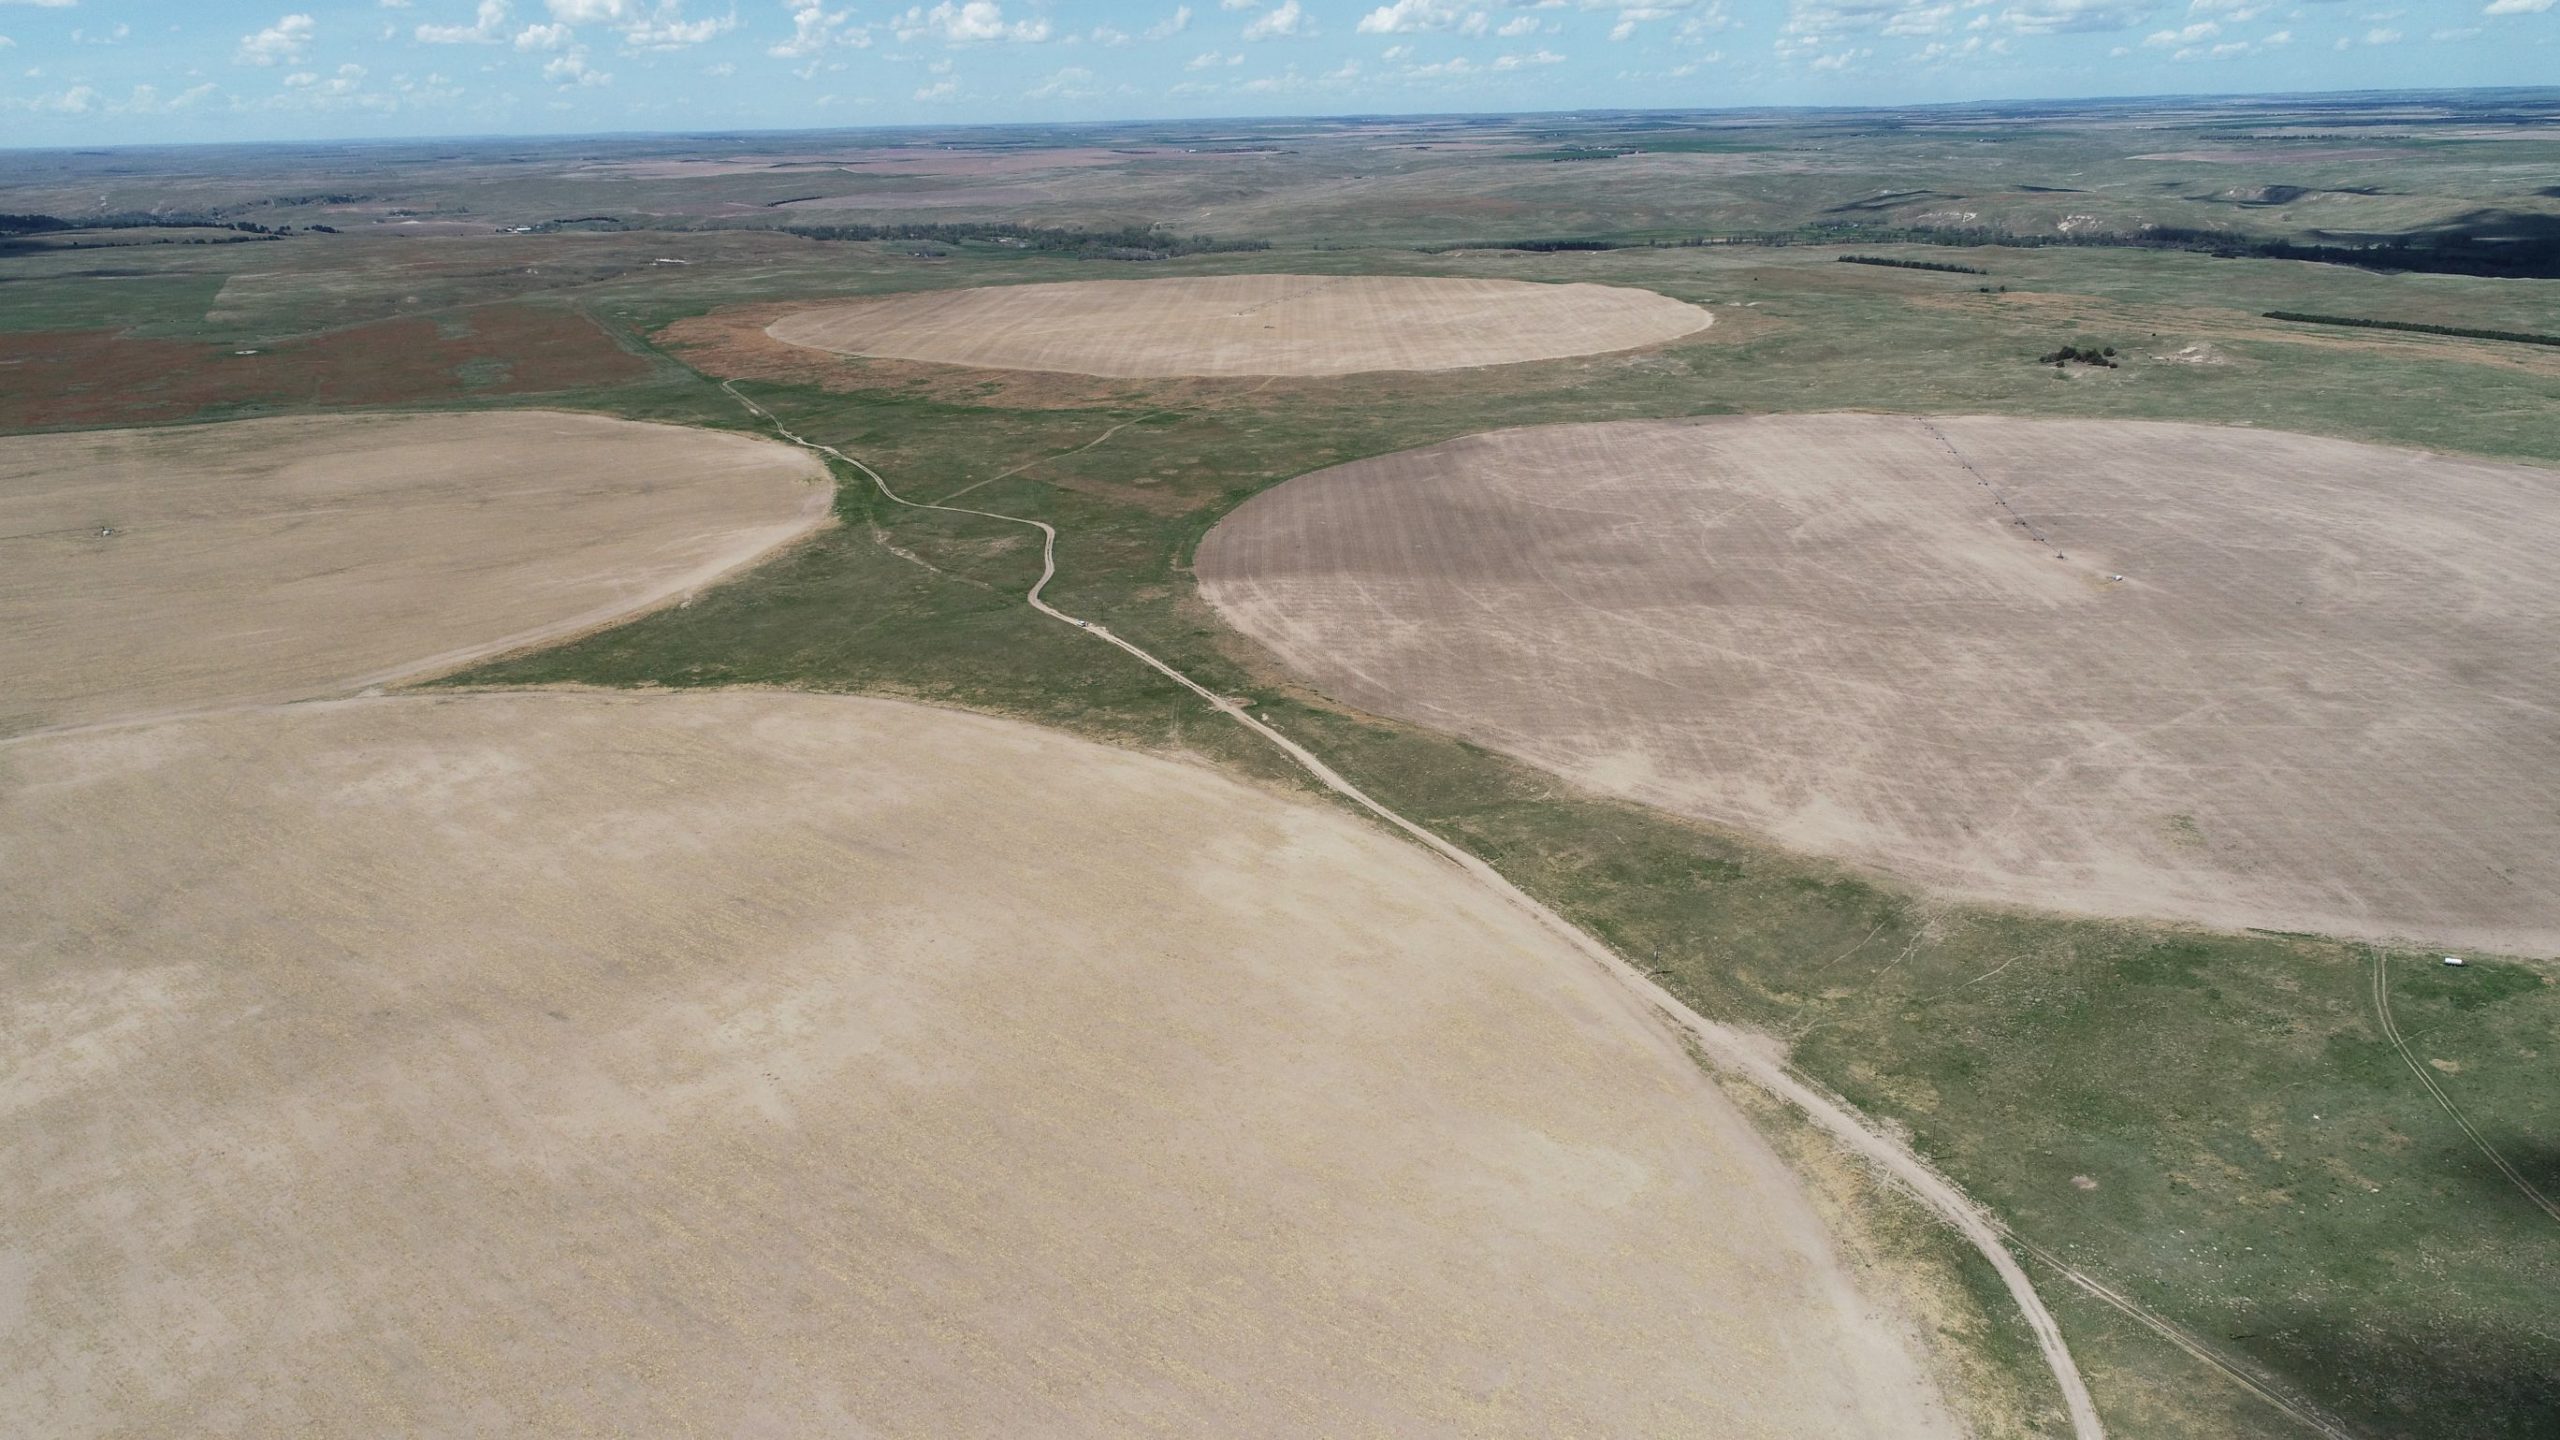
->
[1198,414,2560,952]
[1,690,1959,1439]
[764,274,1712,378]
[0,411,831,736]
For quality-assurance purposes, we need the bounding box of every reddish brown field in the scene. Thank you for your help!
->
[1199,414,2560,953]
[0,304,648,430]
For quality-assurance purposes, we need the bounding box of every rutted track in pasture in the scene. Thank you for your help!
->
[719,380,2112,1440]
[2372,950,2560,1226]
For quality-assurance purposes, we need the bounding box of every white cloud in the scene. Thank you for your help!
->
[545,44,609,81]
[1675,6,1733,40]
[238,13,315,64]
[2144,19,2217,43]
[1490,45,1565,65]
[895,1,1051,42]
[1997,0,2154,34]
[2361,25,2400,40]
[1357,0,1469,33]
[380,0,413,8]
[28,83,94,110]
[2171,23,2286,55]
[1497,14,1540,34]
[1026,63,1101,97]
[0,0,77,10]
[623,6,733,47]
[771,2,864,54]
[132,80,220,110]
[287,61,367,94]
[1187,47,1243,65]
[1220,0,1255,10]
[515,21,570,46]
[1146,4,1193,37]
[914,75,957,97]
[2482,0,2550,13]
[1242,0,1310,38]
[415,0,507,42]
[1582,0,1721,43]
[2430,24,2480,37]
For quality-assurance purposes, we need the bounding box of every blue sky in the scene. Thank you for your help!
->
[0,0,2550,146]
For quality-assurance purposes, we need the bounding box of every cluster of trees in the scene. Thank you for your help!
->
[1837,254,1986,274]
[758,221,1267,260]
[1814,220,2560,280]
[2039,343,2117,369]
[1425,221,2560,281]
[2264,311,2560,349]
[0,212,279,236]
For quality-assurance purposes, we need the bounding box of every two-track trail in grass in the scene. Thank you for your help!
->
[718,380,2111,1440]
[2373,950,2560,1226]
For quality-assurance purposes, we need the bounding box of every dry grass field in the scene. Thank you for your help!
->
[0,412,829,735]
[0,689,1958,1439]
[764,275,1712,378]
[1200,414,2560,953]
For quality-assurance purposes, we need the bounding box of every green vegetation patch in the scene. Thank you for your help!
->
[2265,311,2560,349]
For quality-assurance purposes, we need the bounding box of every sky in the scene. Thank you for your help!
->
[0,0,2551,146]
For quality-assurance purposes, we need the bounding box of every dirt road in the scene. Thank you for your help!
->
[722,383,2110,1440]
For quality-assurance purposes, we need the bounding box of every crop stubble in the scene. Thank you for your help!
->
[0,411,830,735]
[1,690,1956,1439]
[1198,414,2560,952]
[764,274,1713,378]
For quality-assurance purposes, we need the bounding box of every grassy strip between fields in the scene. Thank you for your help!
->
[445,253,2560,1440]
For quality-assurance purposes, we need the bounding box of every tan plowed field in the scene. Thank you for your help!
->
[0,412,831,735]
[764,274,1713,377]
[0,690,1956,1439]
[1199,414,2560,952]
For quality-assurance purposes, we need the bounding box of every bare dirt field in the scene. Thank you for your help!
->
[0,689,1958,1439]
[764,274,1713,378]
[1199,414,2560,953]
[0,411,829,735]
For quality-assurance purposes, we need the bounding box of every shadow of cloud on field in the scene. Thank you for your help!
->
[2433,1136,2560,1218]
[2242,1306,2560,1440]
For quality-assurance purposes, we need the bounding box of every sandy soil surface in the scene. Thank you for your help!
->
[765,274,1712,378]
[0,411,829,735]
[1198,414,2560,953]
[0,690,1957,1439]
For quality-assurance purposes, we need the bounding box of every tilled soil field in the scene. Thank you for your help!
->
[0,410,829,735]
[1198,414,2560,952]
[1,690,1956,1439]
[764,274,1712,377]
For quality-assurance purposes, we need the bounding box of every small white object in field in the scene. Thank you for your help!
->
[2444,956,2466,966]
